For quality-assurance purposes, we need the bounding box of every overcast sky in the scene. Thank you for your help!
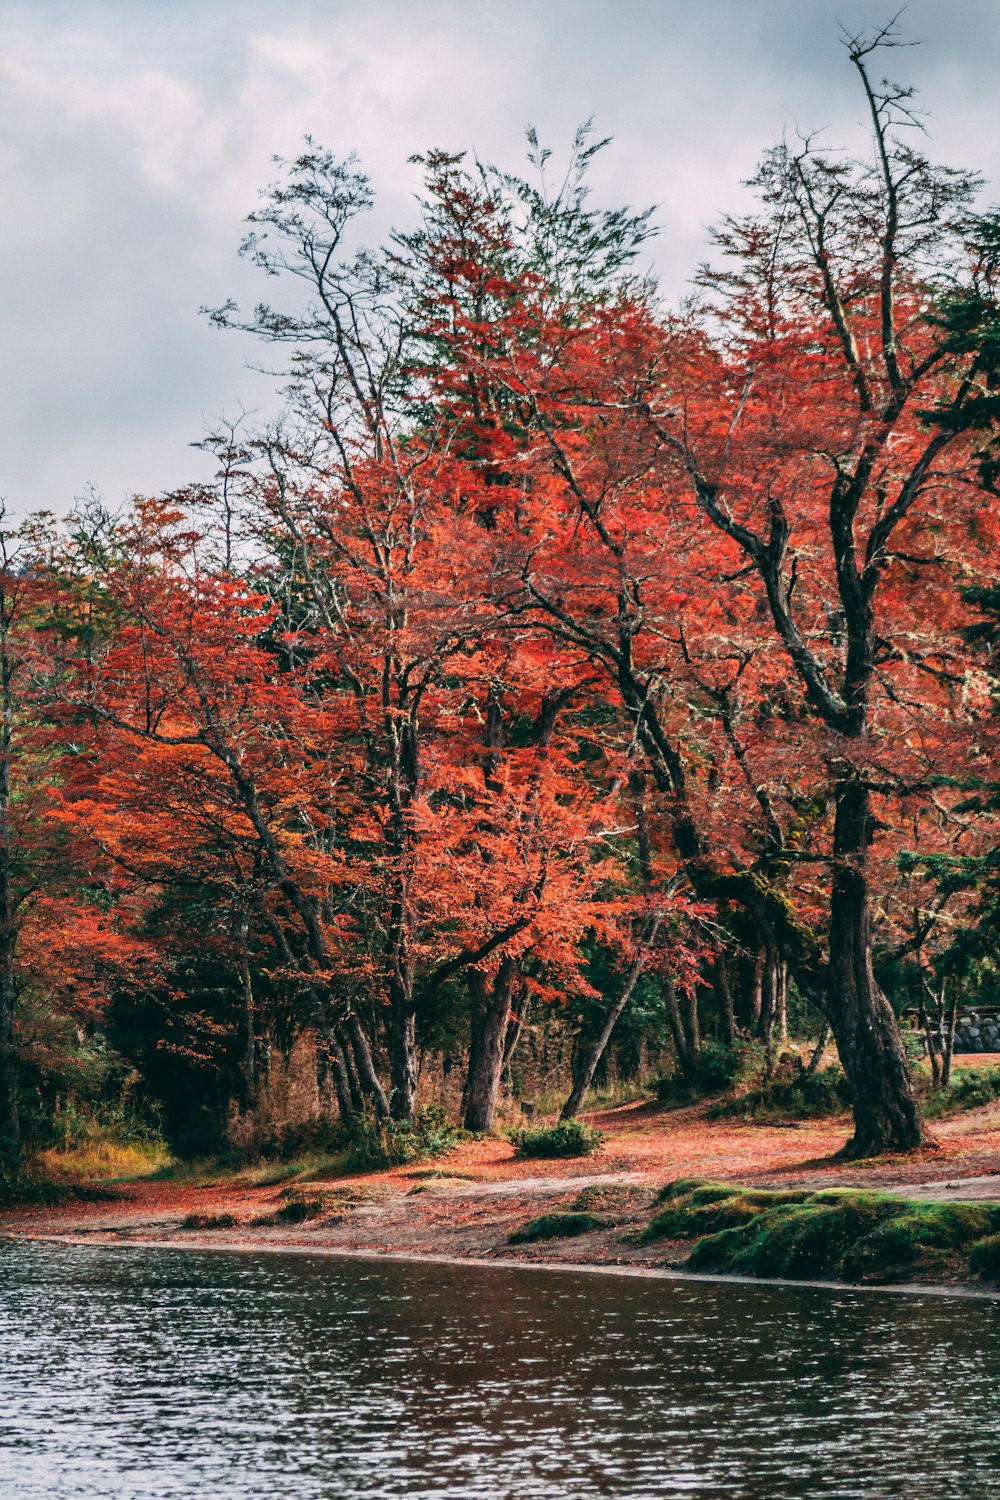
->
[2,0,998,518]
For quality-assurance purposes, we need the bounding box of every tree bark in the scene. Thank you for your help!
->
[0,604,19,1169]
[233,912,257,1114]
[326,1035,356,1120]
[825,776,923,1156]
[663,973,699,1083]
[463,957,516,1132]
[561,917,661,1120]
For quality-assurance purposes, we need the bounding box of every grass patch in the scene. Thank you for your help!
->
[510,1120,606,1158]
[508,1210,608,1245]
[649,1179,1000,1284]
[30,1138,172,1184]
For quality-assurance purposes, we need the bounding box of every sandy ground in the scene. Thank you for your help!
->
[4,1088,1000,1290]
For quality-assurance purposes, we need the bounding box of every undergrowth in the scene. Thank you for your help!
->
[510,1120,606,1158]
[923,1067,1000,1119]
[338,1104,460,1172]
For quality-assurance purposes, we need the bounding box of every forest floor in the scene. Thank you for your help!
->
[4,1072,1000,1293]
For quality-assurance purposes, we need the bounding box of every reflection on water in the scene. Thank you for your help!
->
[0,1240,998,1499]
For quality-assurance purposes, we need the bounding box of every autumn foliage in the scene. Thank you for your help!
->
[2,29,999,1168]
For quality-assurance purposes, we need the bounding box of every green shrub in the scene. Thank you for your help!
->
[924,1067,1000,1119]
[510,1120,606,1158]
[0,1167,69,1206]
[713,1064,851,1122]
[341,1103,460,1172]
[656,1039,766,1104]
[508,1211,608,1244]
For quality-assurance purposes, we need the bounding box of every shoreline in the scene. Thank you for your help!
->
[9,1229,1000,1303]
[5,1096,1000,1300]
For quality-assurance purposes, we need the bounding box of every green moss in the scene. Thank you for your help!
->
[969,1232,1000,1279]
[842,1203,1000,1281]
[644,1179,812,1242]
[647,1179,1000,1284]
[508,1211,608,1245]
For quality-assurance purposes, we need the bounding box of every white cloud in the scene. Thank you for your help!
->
[1,0,997,515]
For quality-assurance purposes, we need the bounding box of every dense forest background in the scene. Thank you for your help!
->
[3,27,1000,1176]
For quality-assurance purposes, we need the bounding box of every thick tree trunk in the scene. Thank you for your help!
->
[463,958,515,1132]
[826,778,923,1156]
[333,1028,364,1113]
[387,974,417,1121]
[663,973,700,1083]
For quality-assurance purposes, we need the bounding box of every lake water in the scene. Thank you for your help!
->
[0,1240,998,1499]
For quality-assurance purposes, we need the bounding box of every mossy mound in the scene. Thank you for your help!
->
[180,1212,239,1230]
[274,1194,333,1224]
[508,1210,608,1245]
[644,1180,812,1241]
[969,1231,1000,1279]
[650,1179,1000,1284]
[572,1182,648,1214]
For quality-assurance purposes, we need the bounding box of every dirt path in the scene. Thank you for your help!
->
[4,1098,1000,1281]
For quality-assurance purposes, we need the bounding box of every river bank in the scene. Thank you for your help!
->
[5,1095,1000,1292]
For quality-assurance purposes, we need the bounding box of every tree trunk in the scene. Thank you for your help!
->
[326,1035,357,1120]
[233,912,257,1114]
[826,777,923,1156]
[713,953,738,1047]
[463,958,515,1132]
[941,977,958,1089]
[0,617,19,1169]
[562,916,662,1119]
[663,973,700,1083]
[334,1028,364,1113]
[347,1014,391,1119]
[387,972,417,1121]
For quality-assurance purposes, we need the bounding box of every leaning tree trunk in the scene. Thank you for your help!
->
[826,777,923,1157]
[233,912,258,1114]
[463,958,516,1133]
[562,916,662,1120]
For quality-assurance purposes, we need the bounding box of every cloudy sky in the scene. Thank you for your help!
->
[2,0,998,517]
